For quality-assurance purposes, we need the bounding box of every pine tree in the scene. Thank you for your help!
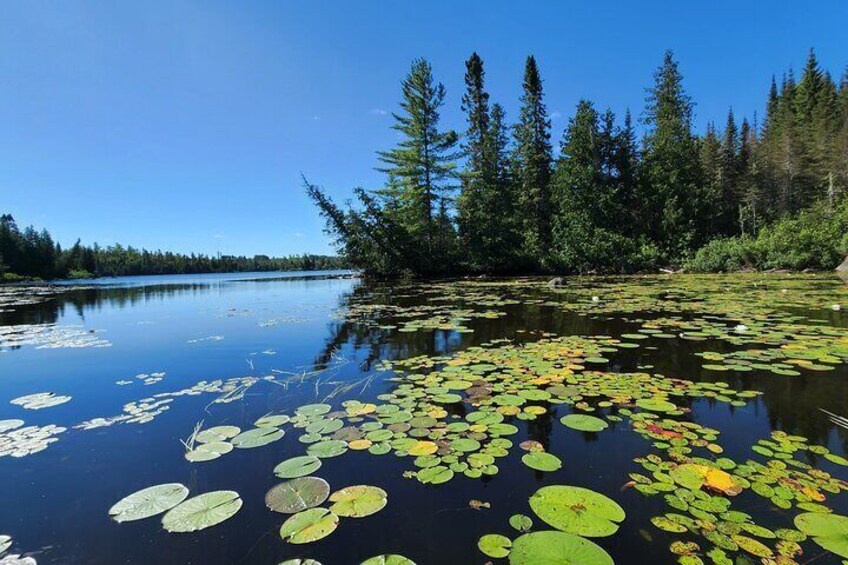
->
[377,58,460,269]
[641,50,703,258]
[513,55,553,262]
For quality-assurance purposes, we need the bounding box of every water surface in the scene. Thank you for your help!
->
[2,271,848,564]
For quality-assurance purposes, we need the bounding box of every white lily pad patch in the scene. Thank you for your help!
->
[10,392,71,411]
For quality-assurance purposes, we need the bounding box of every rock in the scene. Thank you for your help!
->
[837,256,848,282]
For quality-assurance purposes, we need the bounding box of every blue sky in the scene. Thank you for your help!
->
[1,1,846,257]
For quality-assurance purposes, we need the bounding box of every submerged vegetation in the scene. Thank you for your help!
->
[307,49,848,276]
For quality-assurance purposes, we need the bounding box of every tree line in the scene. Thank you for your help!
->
[307,49,848,276]
[0,214,346,280]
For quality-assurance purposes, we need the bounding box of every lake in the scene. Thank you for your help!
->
[2,271,848,565]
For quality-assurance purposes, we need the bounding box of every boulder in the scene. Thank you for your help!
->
[837,255,848,282]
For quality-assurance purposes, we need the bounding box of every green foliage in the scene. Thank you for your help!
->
[456,54,521,272]
[686,203,848,272]
[513,55,554,261]
[310,49,848,277]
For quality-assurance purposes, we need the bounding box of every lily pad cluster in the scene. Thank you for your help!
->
[0,419,66,458]
[10,392,71,410]
[0,322,111,350]
[273,480,388,545]
[632,422,848,564]
[0,535,36,565]
[109,483,242,533]
[478,484,622,564]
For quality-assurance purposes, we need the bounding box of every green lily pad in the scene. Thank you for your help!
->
[266,477,330,513]
[307,440,349,458]
[109,483,189,523]
[296,404,332,417]
[529,485,625,537]
[161,490,242,532]
[328,485,387,517]
[274,456,323,479]
[521,452,562,472]
[509,530,614,565]
[636,398,677,412]
[256,414,290,427]
[416,466,454,484]
[478,534,512,558]
[510,514,533,532]
[195,425,240,443]
[231,427,284,449]
[360,556,415,565]
[795,512,848,558]
[560,414,608,432]
[279,508,339,544]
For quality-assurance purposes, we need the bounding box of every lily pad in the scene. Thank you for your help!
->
[478,534,512,558]
[510,514,533,532]
[279,508,339,544]
[231,427,284,449]
[195,425,240,443]
[329,485,387,517]
[509,530,614,565]
[795,512,848,558]
[360,556,415,565]
[560,414,608,432]
[266,477,330,513]
[307,440,348,458]
[161,490,242,532]
[274,456,323,479]
[521,452,562,472]
[108,483,189,523]
[529,485,625,537]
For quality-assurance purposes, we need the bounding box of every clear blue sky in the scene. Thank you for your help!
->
[1,1,846,257]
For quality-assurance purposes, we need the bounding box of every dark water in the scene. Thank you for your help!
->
[2,271,848,564]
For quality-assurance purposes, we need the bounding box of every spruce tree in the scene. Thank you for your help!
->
[457,52,491,269]
[551,100,601,270]
[513,55,553,262]
[718,109,740,235]
[615,109,639,238]
[699,123,722,235]
[641,50,703,258]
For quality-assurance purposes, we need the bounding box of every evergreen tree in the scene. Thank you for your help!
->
[377,58,460,268]
[457,52,492,269]
[641,50,704,259]
[699,123,722,235]
[718,109,740,235]
[513,55,553,262]
[615,109,639,237]
[837,69,848,194]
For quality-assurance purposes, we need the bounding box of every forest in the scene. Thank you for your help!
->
[0,214,346,280]
[307,49,848,276]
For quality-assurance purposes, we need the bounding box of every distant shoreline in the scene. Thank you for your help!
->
[0,269,359,288]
